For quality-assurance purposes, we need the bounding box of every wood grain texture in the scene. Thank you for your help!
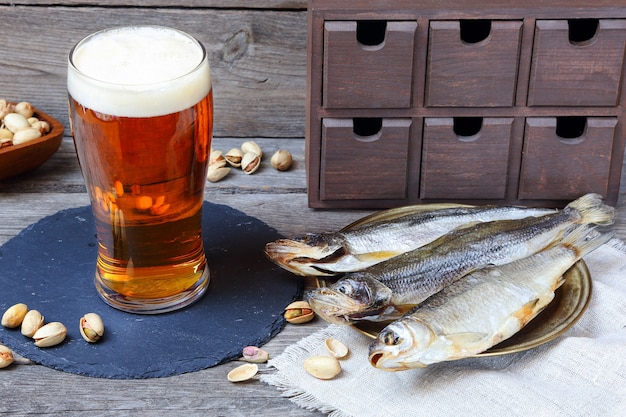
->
[0,4,307,138]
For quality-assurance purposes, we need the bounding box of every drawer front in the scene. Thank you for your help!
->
[320,118,412,200]
[426,20,522,107]
[323,21,417,109]
[528,19,626,106]
[519,117,616,200]
[420,117,514,199]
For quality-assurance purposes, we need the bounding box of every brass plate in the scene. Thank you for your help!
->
[317,204,593,357]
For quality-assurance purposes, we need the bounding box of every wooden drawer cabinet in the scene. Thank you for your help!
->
[307,0,626,208]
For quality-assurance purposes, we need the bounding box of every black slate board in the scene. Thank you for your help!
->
[0,202,303,379]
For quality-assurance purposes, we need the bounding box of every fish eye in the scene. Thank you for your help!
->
[382,330,400,346]
[335,282,353,296]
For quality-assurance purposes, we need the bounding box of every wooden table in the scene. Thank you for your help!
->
[2,1,626,415]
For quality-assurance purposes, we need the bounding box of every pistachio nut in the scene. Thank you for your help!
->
[0,128,13,140]
[12,127,42,146]
[241,141,262,157]
[270,149,293,171]
[284,300,315,324]
[3,112,30,133]
[325,338,349,359]
[20,309,44,338]
[14,102,35,119]
[304,355,342,380]
[79,313,104,343]
[32,322,67,348]
[2,303,28,328]
[242,346,270,363]
[227,363,258,382]
[224,148,244,168]
[0,344,14,369]
[241,152,261,174]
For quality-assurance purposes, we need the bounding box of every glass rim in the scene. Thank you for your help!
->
[68,25,208,88]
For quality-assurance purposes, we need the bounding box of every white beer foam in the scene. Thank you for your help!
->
[68,26,211,118]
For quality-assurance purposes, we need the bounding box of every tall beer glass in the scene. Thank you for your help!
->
[68,26,213,314]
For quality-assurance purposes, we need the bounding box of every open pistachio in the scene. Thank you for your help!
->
[241,152,261,174]
[21,309,44,338]
[227,363,258,382]
[225,148,244,168]
[0,344,14,369]
[241,141,262,157]
[209,149,225,165]
[304,355,342,380]
[2,303,28,328]
[79,313,104,343]
[33,322,67,348]
[270,149,293,171]
[284,300,315,324]
[242,346,270,363]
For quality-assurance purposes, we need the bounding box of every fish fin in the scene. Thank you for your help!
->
[567,193,615,226]
[444,332,490,347]
[513,298,545,328]
[451,221,482,231]
[354,251,404,263]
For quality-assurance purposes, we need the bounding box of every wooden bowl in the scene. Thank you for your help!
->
[0,106,64,180]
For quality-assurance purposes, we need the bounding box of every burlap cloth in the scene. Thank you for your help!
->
[262,239,626,417]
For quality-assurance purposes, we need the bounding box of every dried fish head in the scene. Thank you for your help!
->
[368,317,436,371]
[265,233,347,276]
[307,275,396,324]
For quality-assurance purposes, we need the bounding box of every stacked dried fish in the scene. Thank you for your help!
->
[267,193,615,370]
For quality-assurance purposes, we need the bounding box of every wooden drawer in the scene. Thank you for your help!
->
[420,117,515,199]
[320,118,413,200]
[323,20,417,109]
[426,20,522,107]
[528,19,626,106]
[519,117,617,200]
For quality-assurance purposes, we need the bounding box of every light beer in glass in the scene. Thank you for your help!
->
[67,26,213,313]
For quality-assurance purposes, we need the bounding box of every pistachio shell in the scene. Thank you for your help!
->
[20,309,44,338]
[225,148,243,168]
[0,344,14,369]
[209,149,225,165]
[325,338,349,359]
[79,313,104,343]
[304,356,342,380]
[2,303,28,328]
[227,363,258,382]
[241,152,261,174]
[33,322,67,348]
[270,149,293,171]
[241,141,262,157]
[3,113,30,133]
[14,102,34,119]
[12,127,42,145]
[207,160,231,182]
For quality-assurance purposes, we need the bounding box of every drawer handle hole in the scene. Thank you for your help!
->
[460,20,492,44]
[454,117,483,140]
[556,116,586,143]
[356,21,387,49]
[568,19,599,45]
[353,118,382,140]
